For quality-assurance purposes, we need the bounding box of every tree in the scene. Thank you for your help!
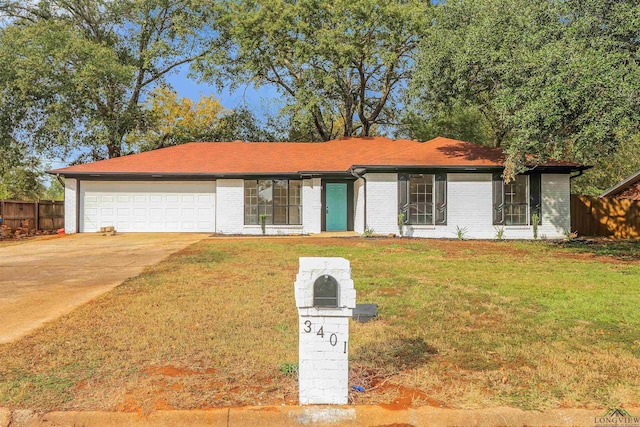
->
[127,85,226,151]
[198,0,430,141]
[0,154,46,200]
[126,86,275,150]
[210,107,276,143]
[411,0,640,182]
[0,0,216,161]
[400,104,493,147]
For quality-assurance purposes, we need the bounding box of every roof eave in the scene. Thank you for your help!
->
[600,169,640,197]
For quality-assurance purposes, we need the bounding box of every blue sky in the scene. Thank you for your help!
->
[165,65,279,121]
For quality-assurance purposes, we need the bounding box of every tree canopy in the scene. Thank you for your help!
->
[126,86,274,151]
[0,0,217,160]
[410,0,640,183]
[2,0,640,196]
[198,0,430,141]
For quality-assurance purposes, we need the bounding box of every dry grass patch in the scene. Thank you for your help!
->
[0,237,639,412]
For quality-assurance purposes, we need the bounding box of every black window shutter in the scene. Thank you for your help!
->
[492,173,505,225]
[434,172,447,225]
[398,173,409,222]
[529,173,542,225]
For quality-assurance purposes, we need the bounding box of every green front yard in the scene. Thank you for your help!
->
[0,237,638,412]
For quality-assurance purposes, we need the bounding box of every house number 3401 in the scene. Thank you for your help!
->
[303,320,347,353]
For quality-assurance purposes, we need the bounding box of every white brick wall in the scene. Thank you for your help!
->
[295,257,356,405]
[215,179,244,234]
[444,173,494,239]
[216,178,310,235]
[365,173,398,235]
[303,178,322,234]
[353,178,365,233]
[70,172,571,238]
[401,173,493,239]
[541,174,571,238]
[402,173,572,239]
[64,178,77,234]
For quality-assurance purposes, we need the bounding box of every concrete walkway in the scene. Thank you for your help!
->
[0,233,207,344]
[0,405,622,427]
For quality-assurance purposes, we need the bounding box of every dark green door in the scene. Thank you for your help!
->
[326,183,348,231]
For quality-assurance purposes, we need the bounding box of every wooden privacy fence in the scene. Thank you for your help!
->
[571,195,640,238]
[0,200,65,232]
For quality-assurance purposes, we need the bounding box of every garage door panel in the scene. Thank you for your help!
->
[149,207,163,217]
[133,221,147,231]
[197,221,212,230]
[81,181,215,232]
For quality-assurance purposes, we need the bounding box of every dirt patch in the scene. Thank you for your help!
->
[377,385,444,410]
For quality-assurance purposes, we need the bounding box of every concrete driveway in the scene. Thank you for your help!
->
[0,233,207,344]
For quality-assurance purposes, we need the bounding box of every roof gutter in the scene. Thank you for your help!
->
[570,170,585,180]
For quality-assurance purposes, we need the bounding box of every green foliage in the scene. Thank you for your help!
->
[412,0,640,182]
[260,214,267,235]
[401,104,493,146]
[43,177,65,201]
[361,227,375,238]
[0,144,45,200]
[572,134,640,195]
[200,0,431,141]
[532,213,540,240]
[278,361,298,378]
[0,0,216,162]
[0,166,45,200]
[494,226,505,240]
[126,86,226,152]
[455,225,468,240]
[397,213,405,237]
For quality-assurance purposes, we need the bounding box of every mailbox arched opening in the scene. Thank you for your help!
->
[313,275,339,308]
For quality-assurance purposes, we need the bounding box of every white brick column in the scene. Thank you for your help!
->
[365,173,397,234]
[294,257,356,405]
[215,179,244,234]
[64,178,78,233]
[302,178,322,234]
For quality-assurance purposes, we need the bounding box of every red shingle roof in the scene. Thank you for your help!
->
[49,136,582,175]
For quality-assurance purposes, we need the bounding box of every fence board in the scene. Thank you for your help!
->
[571,195,640,238]
[0,200,64,232]
[38,201,65,231]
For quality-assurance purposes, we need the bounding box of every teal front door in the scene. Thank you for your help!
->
[325,183,348,231]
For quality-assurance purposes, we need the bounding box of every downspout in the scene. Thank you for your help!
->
[55,173,64,188]
[76,179,80,233]
[569,170,584,180]
[350,168,367,231]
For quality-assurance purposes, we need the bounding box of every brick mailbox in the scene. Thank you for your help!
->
[294,257,356,405]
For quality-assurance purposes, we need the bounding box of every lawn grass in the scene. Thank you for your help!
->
[0,237,638,412]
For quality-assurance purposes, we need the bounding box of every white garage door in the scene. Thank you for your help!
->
[81,181,216,232]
